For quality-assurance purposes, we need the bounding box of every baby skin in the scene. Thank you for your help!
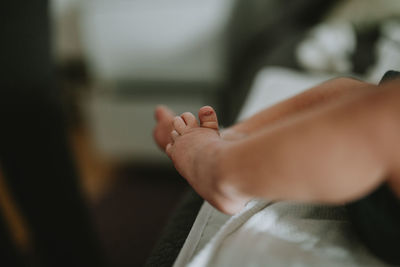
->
[154,78,400,214]
[154,105,249,212]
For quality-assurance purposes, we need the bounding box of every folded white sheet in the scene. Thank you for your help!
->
[189,200,387,267]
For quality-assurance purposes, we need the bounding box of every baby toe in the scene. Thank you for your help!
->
[198,106,219,130]
[155,105,174,122]
[181,112,198,128]
[173,116,187,135]
[171,130,180,141]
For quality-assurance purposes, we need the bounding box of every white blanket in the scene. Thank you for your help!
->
[173,68,389,267]
[177,200,386,267]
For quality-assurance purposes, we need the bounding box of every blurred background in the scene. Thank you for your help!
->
[1,0,400,266]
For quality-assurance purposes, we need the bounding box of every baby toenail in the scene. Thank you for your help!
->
[204,110,213,116]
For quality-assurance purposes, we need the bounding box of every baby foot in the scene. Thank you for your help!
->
[154,104,245,153]
[165,106,250,214]
[165,105,220,179]
[166,106,220,155]
[153,105,175,150]
[198,106,248,141]
[198,106,219,130]
[165,107,231,209]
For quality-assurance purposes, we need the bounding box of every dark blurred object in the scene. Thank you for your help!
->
[352,25,380,74]
[0,1,104,266]
[57,59,90,126]
[347,184,400,265]
[347,70,400,266]
[145,189,203,267]
[0,214,24,267]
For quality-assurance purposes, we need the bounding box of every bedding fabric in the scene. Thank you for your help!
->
[175,200,388,267]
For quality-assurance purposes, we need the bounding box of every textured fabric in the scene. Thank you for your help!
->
[174,202,231,266]
[179,201,388,267]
